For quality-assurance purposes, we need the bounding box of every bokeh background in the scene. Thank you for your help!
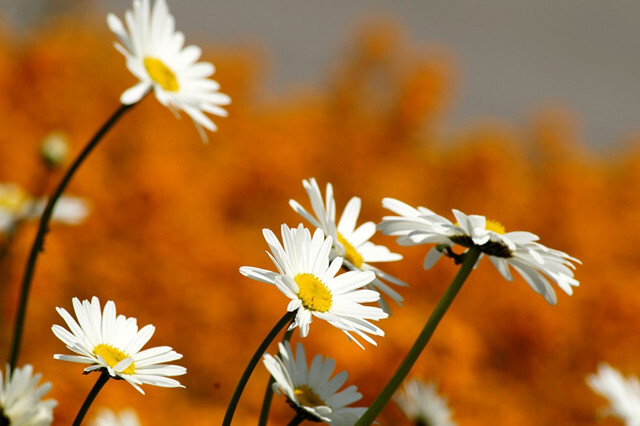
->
[0,1,639,425]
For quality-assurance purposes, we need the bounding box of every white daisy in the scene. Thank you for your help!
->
[394,379,456,426]
[587,363,640,426]
[378,198,580,305]
[0,364,57,426]
[239,224,388,348]
[90,408,141,426]
[107,0,231,141]
[289,178,407,313]
[0,183,89,234]
[52,297,186,394]
[263,341,366,425]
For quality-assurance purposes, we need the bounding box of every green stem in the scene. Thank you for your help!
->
[8,103,135,370]
[223,310,296,426]
[355,247,481,425]
[286,412,306,426]
[258,327,295,426]
[72,370,110,426]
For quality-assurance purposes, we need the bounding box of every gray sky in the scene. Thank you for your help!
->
[2,0,639,149]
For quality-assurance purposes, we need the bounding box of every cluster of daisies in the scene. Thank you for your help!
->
[6,0,633,424]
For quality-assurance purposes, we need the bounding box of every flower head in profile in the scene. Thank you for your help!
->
[378,198,580,305]
[394,379,456,426]
[587,363,640,425]
[90,408,141,426]
[52,297,186,394]
[107,0,231,141]
[263,341,365,425]
[0,364,57,426]
[289,178,406,313]
[0,183,89,235]
[239,224,388,348]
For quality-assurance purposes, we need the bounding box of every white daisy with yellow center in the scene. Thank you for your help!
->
[289,178,406,313]
[107,0,231,141]
[263,342,366,425]
[0,183,89,234]
[378,198,580,305]
[0,364,57,426]
[52,297,186,394]
[239,224,388,348]
[394,379,456,426]
[587,363,640,425]
[90,408,141,426]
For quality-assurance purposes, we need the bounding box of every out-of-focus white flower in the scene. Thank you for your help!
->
[587,363,640,425]
[90,408,141,426]
[40,131,70,167]
[394,379,456,426]
[0,364,57,426]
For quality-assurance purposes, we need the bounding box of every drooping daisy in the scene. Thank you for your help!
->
[587,363,640,425]
[263,341,366,425]
[378,198,580,305]
[394,379,456,426]
[239,224,388,348]
[0,183,89,234]
[289,178,407,313]
[0,364,57,426]
[52,297,186,394]
[107,0,231,141]
[90,408,141,426]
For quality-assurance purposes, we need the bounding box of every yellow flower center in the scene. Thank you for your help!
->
[295,273,332,312]
[294,385,325,407]
[485,219,506,234]
[93,344,135,375]
[337,232,364,268]
[143,57,179,91]
[0,186,28,213]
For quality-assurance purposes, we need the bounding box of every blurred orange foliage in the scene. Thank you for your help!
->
[0,16,637,426]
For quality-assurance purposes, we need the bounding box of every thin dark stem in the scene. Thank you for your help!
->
[8,103,135,370]
[223,310,296,426]
[72,370,110,426]
[258,327,294,426]
[355,247,482,425]
[286,412,306,426]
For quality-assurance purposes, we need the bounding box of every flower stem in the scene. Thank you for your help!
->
[355,247,481,425]
[222,310,296,426]
[286,412,307,426]
[73,370,110,426]
[8,103,135,370]
[258,327,294,426]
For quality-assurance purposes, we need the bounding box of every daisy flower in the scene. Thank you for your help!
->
[263,341,366,425]
[107,0,231,141]
[587,363,640,426]
[289,178,407,313]
[239,224,388,348]
[0,183,89,234]
[90,408,141,426]
[0,364,57,426]
[52,297,186,394]
[394,379,456,426]
[378,198,580,305]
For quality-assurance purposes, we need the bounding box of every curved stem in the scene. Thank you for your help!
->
[258,327,294,426]
[223,310,296,426]
[8,103,135,370]
[286,412,306,426]
[73,370,110,426]
[355,247,481,425]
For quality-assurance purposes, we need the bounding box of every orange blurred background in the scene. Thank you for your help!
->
[0,17,638,425]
